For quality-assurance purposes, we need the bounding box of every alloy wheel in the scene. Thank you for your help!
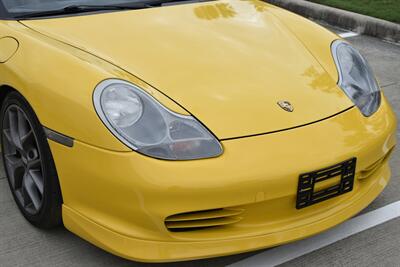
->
[2,104,44,215]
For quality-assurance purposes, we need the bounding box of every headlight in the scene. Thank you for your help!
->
[332,40,381,117]
[93,79,223,160]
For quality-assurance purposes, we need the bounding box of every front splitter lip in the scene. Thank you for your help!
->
[62,163,390,263]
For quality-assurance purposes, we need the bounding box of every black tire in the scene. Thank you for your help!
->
[1,91,62,229]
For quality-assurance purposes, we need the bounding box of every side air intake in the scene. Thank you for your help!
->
[165,208,243,232]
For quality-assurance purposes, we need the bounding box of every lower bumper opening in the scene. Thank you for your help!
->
[165,208,244,232]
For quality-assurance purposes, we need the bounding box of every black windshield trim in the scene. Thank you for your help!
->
[0,0,209,20]
[0,1,9,19]
[14,4,151,19]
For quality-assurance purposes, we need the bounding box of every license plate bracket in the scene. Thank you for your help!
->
[296,158,357,209]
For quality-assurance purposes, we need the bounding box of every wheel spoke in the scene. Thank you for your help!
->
[17,109,30,142]
[4,154,24,189]
[27,158,41,169]
[27,169,44,195]
[20,130,35,151]
[8,109,22,150]
[14,189,25,207]
[2,128,13,146]
[22,172,42,211]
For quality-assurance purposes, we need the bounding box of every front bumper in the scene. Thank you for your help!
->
[50,98,397,262]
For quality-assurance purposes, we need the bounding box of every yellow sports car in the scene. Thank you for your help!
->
[0,0,396,263]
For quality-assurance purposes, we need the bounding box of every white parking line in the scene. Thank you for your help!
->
[339,31,360,38]
[229,201,400,267]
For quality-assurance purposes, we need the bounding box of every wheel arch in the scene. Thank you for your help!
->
[0,85,16,109]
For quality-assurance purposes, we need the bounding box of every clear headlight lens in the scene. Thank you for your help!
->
[101,85,143,128]
[332,40,381,117]
[93,79,223,160]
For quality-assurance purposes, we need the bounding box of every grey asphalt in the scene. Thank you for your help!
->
[0,29,399,267]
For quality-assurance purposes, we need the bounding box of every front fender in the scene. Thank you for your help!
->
[0,21,188,151]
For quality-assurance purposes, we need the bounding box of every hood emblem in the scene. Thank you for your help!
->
[277,101,294,112]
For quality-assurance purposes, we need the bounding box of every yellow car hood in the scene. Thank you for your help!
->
[23,0,353,139]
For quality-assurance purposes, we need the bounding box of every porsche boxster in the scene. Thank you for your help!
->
[0,0,396,262]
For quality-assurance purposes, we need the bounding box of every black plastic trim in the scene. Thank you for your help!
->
[43,127,74,148]
[296,158,357,209]
[0,2,8,19]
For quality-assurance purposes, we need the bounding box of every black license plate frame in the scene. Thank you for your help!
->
[296,158,357,209]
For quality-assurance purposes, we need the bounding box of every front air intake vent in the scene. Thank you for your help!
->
[165,208,243,232]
